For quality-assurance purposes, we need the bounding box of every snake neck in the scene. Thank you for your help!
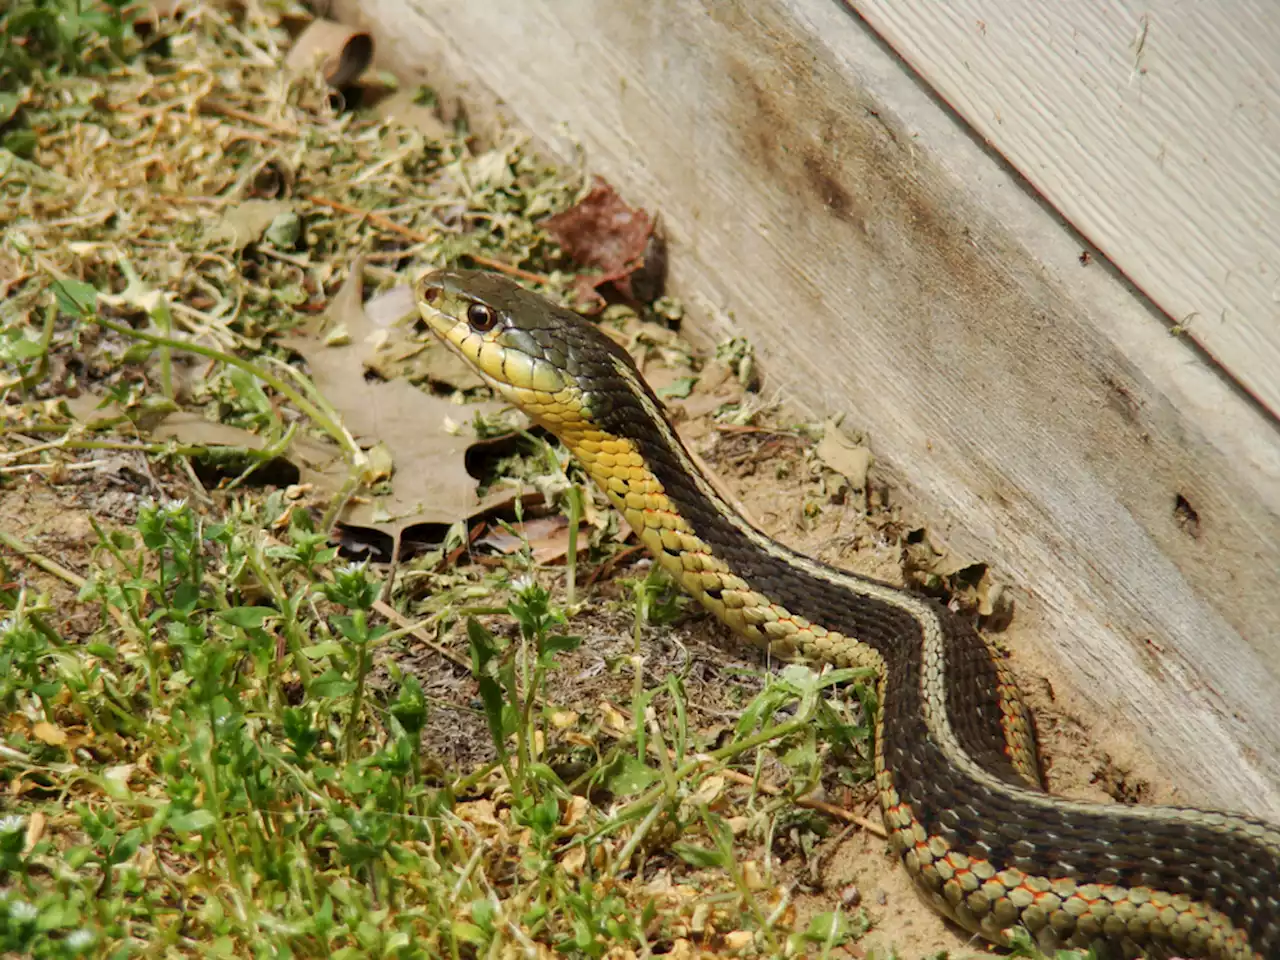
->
[541,355,1280,960]
[558,358,1041,787]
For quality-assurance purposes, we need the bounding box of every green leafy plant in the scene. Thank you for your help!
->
[0,0,137,85]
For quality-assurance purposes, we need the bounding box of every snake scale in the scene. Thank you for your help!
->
[417,268,1280,959]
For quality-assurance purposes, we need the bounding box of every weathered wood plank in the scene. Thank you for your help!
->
[850,0,1280,417]
[337,0,1280,816]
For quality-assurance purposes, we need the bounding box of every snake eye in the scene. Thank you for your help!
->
[466,302,498,331]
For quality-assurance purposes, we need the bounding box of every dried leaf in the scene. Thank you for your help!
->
[212,199,295,251]
[283,263,517,536]
[544,176,655,306]
[372,87,453,142]
[598,700,630,737]
[815,419,872,490]
[687,774,727,808]
[671,359,742,425]
[559,845,587,877]
[361,318,485,392]
[364,284,416,330]
[150,410,268,449]
[456,799,502,834]
[654,375,697,400]
[477,515,582,564]
[23,811,46,855]
[32,722,67,746]
[551,710,580,732]
[562,795,589,828]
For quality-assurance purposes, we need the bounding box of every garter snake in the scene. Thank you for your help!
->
[417,268,1280,959]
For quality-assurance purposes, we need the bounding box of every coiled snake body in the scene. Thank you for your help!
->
[418,268,1280,959]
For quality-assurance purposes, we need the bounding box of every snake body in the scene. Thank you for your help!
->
[418,268,1280,959]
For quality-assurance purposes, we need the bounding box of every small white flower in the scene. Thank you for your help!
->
[0,815,24,834]
[8,899,38,922]
[65,928,96,949]
[512,574,536,594]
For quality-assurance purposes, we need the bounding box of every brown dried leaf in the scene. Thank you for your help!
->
[32,721,67,746]
[815,418,872,490]
[283,263,516,535]
[544,176,655,306]
[150,411,267,449]
[23,811,45,855]
[360,316,485,392]
[598,700,629,737]
[477,515,583,564]
[372,87,454,142]
[211,199,294,251]
[670,359,742,427]
[559,845,587,877]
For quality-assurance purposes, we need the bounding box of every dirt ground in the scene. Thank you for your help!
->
[669,405,1178,958]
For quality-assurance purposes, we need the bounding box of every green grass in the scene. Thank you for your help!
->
[0,487,882,957]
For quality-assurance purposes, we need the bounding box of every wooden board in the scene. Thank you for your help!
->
[336,0,1280,817]
[850,0,1280,418]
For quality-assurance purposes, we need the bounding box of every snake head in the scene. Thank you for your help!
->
[416,268,647,432]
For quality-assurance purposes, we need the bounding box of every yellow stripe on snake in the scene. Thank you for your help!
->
[417,268,1280,960]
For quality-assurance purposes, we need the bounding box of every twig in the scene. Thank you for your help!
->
[199,99,295,135]
[585,544,645,587]
[370,596,471,674]
[436,520,488,573]
[718,767,885,837]
[0,529,87,589]
[468,254,552,286]
[304,194,552,284]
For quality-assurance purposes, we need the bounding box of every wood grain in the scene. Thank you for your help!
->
[337,0,1280,816]
[849,0,1280,417]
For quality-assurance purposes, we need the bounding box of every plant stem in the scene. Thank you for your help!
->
[564,484,582,608]
[0,528,87,588]
[244,547,313,696]
[344,611,371,762]
[90,315,358,460]
[598,715,811,840]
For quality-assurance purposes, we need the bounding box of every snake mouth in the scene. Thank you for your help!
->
[416,273,463,338]
[416,269,576,400]
[416,272,559,407]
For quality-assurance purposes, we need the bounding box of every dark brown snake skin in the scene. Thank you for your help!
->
[419,268,1280,959]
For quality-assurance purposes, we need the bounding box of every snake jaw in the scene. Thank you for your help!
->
[417,272,519,399]
[417,268,580,410]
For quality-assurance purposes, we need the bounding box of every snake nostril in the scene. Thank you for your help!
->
[421,285,440,304]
